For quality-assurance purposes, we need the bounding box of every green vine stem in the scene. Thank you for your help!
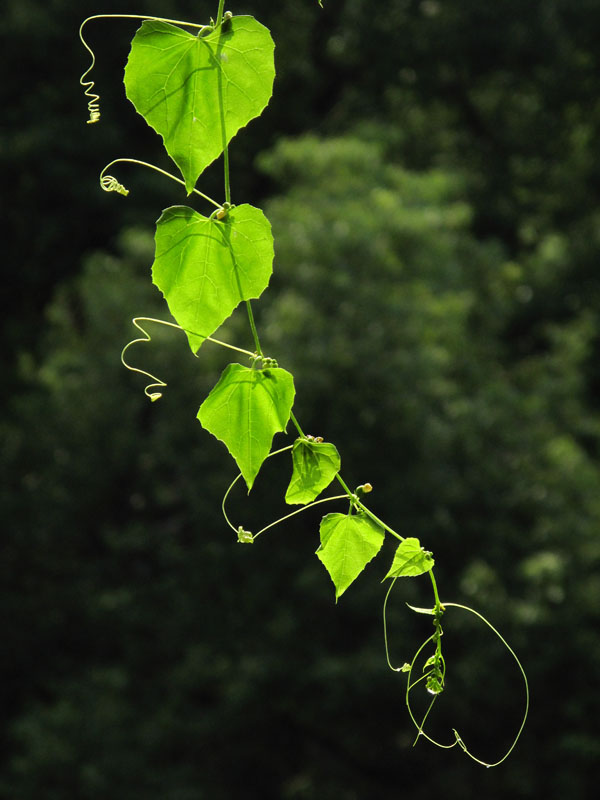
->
[384,584,529,767]
[216,0,226,28]
[81,4,528,765]
[245,300,263,357]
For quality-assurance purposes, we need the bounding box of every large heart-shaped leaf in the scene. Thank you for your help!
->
[317,513,384,601]
[384,537,435,579]
[152,204,274,352]
[285,438,341,505]
[124,16,275,192]
[198,363,295,490]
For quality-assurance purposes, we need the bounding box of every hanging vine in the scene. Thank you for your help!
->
[79,1,528,765]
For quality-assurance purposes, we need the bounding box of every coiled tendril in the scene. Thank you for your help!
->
[121,317,259,402]
[79,14,213,125]
[383,581,529,767]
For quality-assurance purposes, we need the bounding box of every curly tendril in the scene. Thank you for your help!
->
[101,174,129,196]
[221,460,348,542]
[383,581,529,767]
[98,159,222,209]
[79,14,213,125]
[79,19,101,123]
[121,317,257,401]
[120,318,176,401]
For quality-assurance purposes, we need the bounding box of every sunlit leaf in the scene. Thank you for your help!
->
[384,537,434,579]
[152,204,274,352]
[197,363,295,490]
[406,603,434,615]
[285,438,341,505]
[124,16,275,192]
[317,512,384,601]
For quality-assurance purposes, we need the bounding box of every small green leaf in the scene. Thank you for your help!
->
[152,204,274,352]
[426,675,444,695]
[124,17,275,192]
[285,438,341,505]
[406,603,435,615]
[198,364,295,490]
[385,537,435,579]
[317,512,384,601]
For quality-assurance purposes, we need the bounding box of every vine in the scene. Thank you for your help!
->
[79,1,528,765]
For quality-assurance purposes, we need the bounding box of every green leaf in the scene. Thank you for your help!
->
[317,513,384,601]
[384,537,435,579]
[197,364,295,490]
[124,17,275,192]
[406,603,435,615]
[285,438,341,505]
[152,204,274,352]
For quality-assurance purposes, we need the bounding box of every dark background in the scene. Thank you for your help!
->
[2,1,600,797]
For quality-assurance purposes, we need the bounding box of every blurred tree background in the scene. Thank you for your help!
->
[2,0,600,797]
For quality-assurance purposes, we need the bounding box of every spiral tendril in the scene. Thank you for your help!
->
[101,175,129,196]
[121,318,176,402]
[384,583,529,767]
[79,15,215,126]
[121,317,259,402]
[79,20,101,124]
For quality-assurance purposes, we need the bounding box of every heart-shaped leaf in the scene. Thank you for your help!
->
[198,363,295,490]
[317,513,384,601]
[152,204,274,352]
[124,16,275,192]
[285,438,341,505]
[384,537,435,579]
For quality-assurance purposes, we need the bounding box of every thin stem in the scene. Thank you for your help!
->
[404,633,454,750]
[354,495,404,541]
[442,602,530,767]
[216,0,226,27]
[214,4,231,205]
[253,494,348,540]
[402,602,529,766]
[290,412,305,438]
[220,445,301,534]
[222,473,244,533]
[245,301,263,356]
[429,569,442,612]
[382,577,402,672]
[81,13,211,33]
[334,472,354,497]
[223,148,231,206]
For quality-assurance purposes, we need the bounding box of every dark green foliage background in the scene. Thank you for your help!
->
[2,1,600,797]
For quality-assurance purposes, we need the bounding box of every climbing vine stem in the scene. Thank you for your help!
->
[80,1,527,766]
[216,0,226,28]
[245,300,263,357]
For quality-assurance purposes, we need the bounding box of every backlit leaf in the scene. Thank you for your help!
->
[384,537,434,579]
[124,17,275,192]
[152,204,274,352]
[197,363,295,490]
[285,438,341,505]
[317,513,384,601]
